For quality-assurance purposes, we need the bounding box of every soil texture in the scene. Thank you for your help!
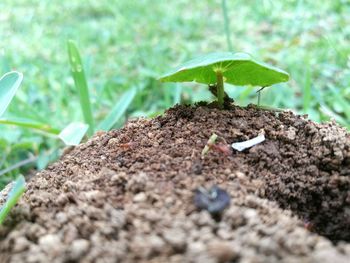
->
[0,104,349,263]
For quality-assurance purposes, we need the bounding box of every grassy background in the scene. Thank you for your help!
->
[0,0,349,188]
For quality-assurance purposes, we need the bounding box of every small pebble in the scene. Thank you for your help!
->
[133,192,147,203]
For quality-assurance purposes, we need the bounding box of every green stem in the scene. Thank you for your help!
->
[216,71,225,108]
[257,86,266,106]
[221,0,233,51]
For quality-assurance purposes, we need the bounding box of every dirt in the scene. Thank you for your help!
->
[0,104,349,263]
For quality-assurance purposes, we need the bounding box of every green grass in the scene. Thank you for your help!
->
[67,40,95,136]
[0,175,25,224]
[0,0,349,189]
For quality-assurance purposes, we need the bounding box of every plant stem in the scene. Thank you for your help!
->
[256,86,266,106]
[221,0,233,51]
[216,71,225,108]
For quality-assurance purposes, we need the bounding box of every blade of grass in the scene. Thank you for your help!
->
[173,84,182,105]
[98,87,137,131]
[67,40,95,136]
[58,122,89,146]
[0,117,60,134]
[0,175,26,224]
[0,71,23,117]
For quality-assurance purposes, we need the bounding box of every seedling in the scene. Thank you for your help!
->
[159,52,289,108]
[201,133,232,158]
[201,133,218,157]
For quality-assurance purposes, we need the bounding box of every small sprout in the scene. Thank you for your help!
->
[194,185,230,215]
[231,133,265,152]
[159,52,289,108]
[201,133,218,158]
[202,133,232,158]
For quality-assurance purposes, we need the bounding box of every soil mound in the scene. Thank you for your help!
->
[0,105,349,262]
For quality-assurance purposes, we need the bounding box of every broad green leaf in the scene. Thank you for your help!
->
[159,52,289,87]
[98,87,137,131]
[0,175,26,224]
[58,122,89,146]
[0,71,23,117]
[67,40,95,136]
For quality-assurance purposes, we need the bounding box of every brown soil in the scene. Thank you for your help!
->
[0,104,349,263]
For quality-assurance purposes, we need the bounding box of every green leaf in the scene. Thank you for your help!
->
[58,122,89,146]
[0,71,23,117]
[67,40,95,136]
[159,52,289,87]
[98,87,137,131]
[0,175,26,224]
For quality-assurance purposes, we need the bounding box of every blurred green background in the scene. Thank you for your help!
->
[0,0,349,188]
